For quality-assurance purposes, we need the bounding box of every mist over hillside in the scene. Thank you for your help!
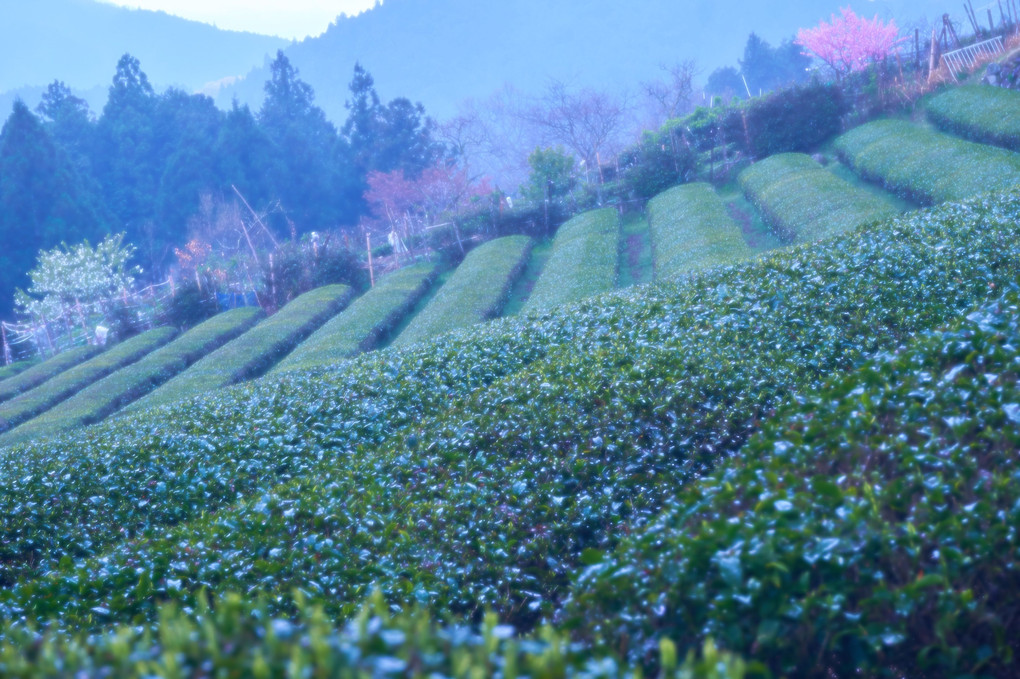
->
[0,0,286,104]
[217,0,950,121]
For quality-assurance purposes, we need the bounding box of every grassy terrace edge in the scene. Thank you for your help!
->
[0,344,104,404]
[926,84,1020,152]
[647,183,753,280]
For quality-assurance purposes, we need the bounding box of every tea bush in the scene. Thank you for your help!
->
[647,183,753,279]
[0,360,36,383]
[834,118,1020,204]
[126,285,351,413]
[523,209,618,313]
[273,263,437,374]
[927,84,1020,151]
[0,344,103,404]
[394,236,532,347]
[738,153,901,242]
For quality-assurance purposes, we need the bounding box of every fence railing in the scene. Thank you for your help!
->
[941,36,1007,81]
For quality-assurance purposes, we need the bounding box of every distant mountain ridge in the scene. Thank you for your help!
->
[0,0,286,102]
[217,0,950,121]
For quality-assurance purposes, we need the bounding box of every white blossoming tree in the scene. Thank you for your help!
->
[15,234,141,344]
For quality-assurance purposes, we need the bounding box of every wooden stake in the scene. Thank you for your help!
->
[929,28,939,81]
[989,8,996,31]
[366,233,375,288]
[1,323,11,366]
[232,184,278,249]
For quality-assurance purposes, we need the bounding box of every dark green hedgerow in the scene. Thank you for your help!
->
[0,592,751,679]
[0,360,36,383]
[647,183,753,279]
[272,262,437,374]
[834,118,1020,205]
[0,344,103,404]
[0,309,263,447]
[738,153,901,243]
[566,286,1020,677]
[1,191,1018,659]
[523,209,619,314]
[394,236,532,347]
[0,327,180,433]
[927,84,1020,152]
[125,284,352,414]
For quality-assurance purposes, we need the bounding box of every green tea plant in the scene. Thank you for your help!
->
[272,262,436,374]
[126,285,352,414]
[522,209,618,313]
[738,153,900,242]
[834,118,1020,204]
[647,183,753,279]
[0,309,263,446]
[0,360,35,382]
[927,84,1020,151]
[0,344,103,404]
[393,236,532,347]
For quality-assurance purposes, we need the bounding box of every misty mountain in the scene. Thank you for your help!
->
[217,0,950,122]
[0,0,286,99]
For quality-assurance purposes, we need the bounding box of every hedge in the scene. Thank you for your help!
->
[125,285,352,414]
[0,309,263,447]
[647,183,753,279]
[272,262,436,374]
[0,344,104,404]
[522,209,618,313]
[0,360,36,383]
[834,118,1020,204]
[927,84,1020,151]
[393,236,532,347]
[0,326,180,433]
[738,153,901,242]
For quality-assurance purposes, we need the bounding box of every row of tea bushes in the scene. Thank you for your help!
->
[0,309,263,447]
[834,118,1020,204]
[647,183,753,280]
[926,84,1020,151]
[0,360,35,383]
[393,236,532,347]
[0,344,103,404]
[3,191,1019,668]
[0,592,750,679]
[0,327,179,433]
[272,262,437,374]
[568,285,1020,677]
[522,209,618,314]
[125,285,352,414]
[738,153,900,242]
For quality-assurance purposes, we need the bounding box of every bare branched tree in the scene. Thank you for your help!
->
[642,60,699,125]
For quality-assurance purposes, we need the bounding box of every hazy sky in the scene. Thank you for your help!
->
[98,0,379,40]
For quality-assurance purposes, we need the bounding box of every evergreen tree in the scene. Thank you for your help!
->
[0,101,109,317]
[36,81,96,176]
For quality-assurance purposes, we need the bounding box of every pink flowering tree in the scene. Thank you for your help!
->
[796,7,904,79]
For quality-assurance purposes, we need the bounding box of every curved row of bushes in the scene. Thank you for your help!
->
[738,153,901,242]
[927,84,1020,151]
[0,344,103,404]
[0,328,180,433]
[0,308,263,447]
[0,191,1018,679]
[0,360,35,383]
[523,208,618,313]
[393,235,532,347]
[272,262,437,374]
[125,285,352,414]
[834,118,1020,204]
[647,183,753,279]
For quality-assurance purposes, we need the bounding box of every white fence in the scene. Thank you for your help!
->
[941,36,1007,81]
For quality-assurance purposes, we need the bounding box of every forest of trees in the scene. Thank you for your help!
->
[0,52,443,318]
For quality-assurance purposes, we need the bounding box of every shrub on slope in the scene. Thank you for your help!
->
[647,183,753,279]
[0,308,262,447]
[927,84,1020,151]
[0,360,36,382]
[568,286,1020,677]
[272,262,436,374]
[738,153,900,242]
[125,285,352,414]
[0,344,103,404]
[834,118,1020,204]
[393,236,532,347]
[0,327,180,433]
[2,191,1019,656]
[523,209,618,313]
